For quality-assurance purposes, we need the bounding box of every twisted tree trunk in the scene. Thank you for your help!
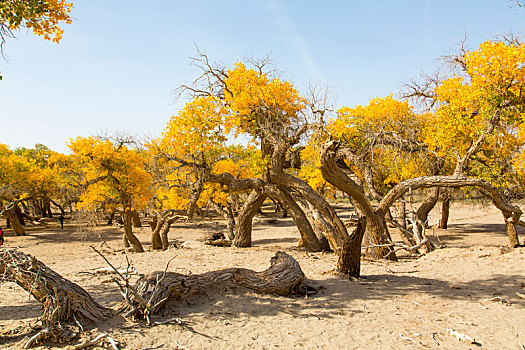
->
[123,251,307,318]
[160,218,176,250]
[234,190,266,247]
[439,190,451,229]
[0,249,112,344]
[132,210,142,228]
[413,188,439,254]
[337,217,367,277]
[123,209,144,253]
[3,204,26,236]
[319,142,397,261]
[262,185,322,252]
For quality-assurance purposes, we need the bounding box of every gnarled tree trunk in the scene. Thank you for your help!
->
[151,214,163,250]
[291,193,332,251]
[3,204,26,236]
[160,218,175,250]
[234,190,266,247]
[319,142,397,261]
[123,209,144,253]
[413,188,439,254]
[0,249,112,344]
[439,190,451,229]
[263,185,322,252]
[132,210,142,228]
[337,217,367,277]
[377,174,522,248]
[123,251,307,318]
[209,200,236,241]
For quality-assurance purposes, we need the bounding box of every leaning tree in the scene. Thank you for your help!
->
[153,53,353,257]
[68,136,152,253]
[318,39,525,276]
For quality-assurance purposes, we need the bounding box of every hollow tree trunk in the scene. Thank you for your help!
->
[123,210,144,253]
[124,251,307,318]
[0,249,112,343]
[439,191,451,229]
[234,190,266,247]
[4,205,26,236]
[337,217,367,278]
[132,210,142,228]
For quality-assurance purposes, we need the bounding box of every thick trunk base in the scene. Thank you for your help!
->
[337,217,366,278]
[234,190,266,247]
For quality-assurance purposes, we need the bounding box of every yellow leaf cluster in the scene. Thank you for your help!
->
[224,61,307,137]
[68,137,152,211]
[1,0,73,43]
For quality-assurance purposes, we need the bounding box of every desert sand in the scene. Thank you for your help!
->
[1,201,524,349]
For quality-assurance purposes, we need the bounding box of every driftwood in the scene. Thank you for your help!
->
[121,251,307,319]
[0,249,113,346]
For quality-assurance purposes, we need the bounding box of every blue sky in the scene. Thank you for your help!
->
[0,0,523,153]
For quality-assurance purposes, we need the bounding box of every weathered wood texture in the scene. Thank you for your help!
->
[124,251,306,317]
[0,249,112,326]
[337,217,367,278]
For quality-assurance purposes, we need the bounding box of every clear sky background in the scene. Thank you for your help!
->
[0,0,523,153]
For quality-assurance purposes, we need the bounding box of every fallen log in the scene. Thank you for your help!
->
[1,248,309,346]
[121,251,307,319]
[0,249,113,346]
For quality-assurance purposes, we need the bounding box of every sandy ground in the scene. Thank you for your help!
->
[1,201,524,349]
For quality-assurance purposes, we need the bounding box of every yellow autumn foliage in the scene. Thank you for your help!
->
[68,137,152,211]
[1,0,72,43]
